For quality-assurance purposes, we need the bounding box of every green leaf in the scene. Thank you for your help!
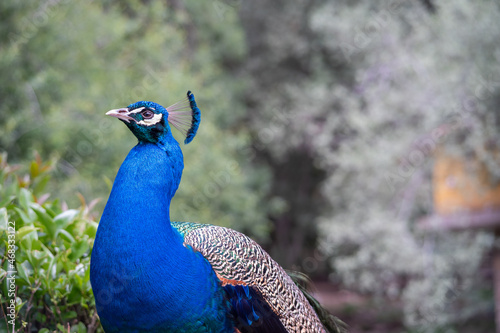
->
[19,224,39,251]
[13,207,35,225]
[54,209,79,229]
[44,206,58,218]
[57,229,76,243]
[18,188,33,211]
[62,310,77,320]
[73,321,87,333]
[15,300,26,312]
[16,261,31,284]
[40,242,55,260]
[0,207,8,230]
[69,240,89,261]
[16,226,39,240]
[33,175,50,196]
[31,239,42,251]
[31,204,57,239]
[27,248,48,271]
[0,193,15,208]
[30,160,39,178]
[83,221,98,238]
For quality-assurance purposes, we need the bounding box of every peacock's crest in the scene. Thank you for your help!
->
[165,90,201,144]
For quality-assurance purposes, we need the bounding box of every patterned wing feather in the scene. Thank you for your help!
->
[171,222,327,333]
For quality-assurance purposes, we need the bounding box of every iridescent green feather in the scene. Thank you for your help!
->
[171,221,210,237]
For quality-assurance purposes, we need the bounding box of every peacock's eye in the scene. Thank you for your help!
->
[142,110,154,119]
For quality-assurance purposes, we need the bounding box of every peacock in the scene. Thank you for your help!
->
[90,91,346,333]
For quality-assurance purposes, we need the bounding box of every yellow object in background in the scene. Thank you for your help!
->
[433,153,500,215]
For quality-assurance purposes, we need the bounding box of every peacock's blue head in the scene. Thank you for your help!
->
[106,91,201,145]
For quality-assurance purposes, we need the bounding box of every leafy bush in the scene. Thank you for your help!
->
[0,153,101,332]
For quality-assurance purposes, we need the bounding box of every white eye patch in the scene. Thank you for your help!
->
[136,113,163,126]
[129,107,146,114]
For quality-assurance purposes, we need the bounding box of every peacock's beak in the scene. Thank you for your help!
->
[106,108,135,123]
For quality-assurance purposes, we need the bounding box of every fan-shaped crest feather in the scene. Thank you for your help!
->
[167,90,201,144]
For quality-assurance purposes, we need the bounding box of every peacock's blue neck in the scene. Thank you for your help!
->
[98,138,183,239]
[91,137,230,332]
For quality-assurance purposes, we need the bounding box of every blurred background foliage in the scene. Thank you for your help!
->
[1,0,500,332]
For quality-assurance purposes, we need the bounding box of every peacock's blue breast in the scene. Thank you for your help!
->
[90,143,233,332]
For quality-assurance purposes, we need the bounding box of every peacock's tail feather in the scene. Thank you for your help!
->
[287,271,348,333]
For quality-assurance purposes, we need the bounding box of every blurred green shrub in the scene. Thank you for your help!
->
[0,153,101,333]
